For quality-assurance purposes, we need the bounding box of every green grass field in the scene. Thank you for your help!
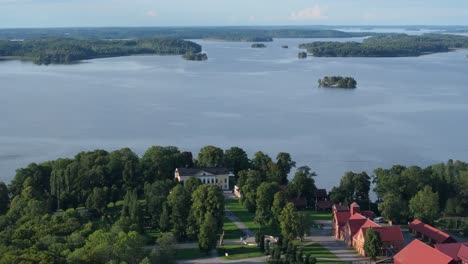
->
[224,198,260,231]
[223,216,245,239]
[303,210,333,224]
[219,244,264,260]
[175,248,210,260]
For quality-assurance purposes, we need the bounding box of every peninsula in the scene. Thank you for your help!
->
[0,37,202,65]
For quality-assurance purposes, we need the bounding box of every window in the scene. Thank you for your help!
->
[224,178,227,183]
[215,178,218,183]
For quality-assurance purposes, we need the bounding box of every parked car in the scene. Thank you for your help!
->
[374,217,384,223]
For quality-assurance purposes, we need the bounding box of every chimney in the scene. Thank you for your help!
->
[350,202,361,215]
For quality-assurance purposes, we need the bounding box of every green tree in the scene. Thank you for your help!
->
[197,145,224,167]
[167,185,189,240]
[107,148,141,192]
[329,171,370,204]
[159,203,171,232]
[378,193,408,224]
[287,166,317,206]
[255,182,280,227]
[85,187,109,216]
[156,232,177,263]
[251,151,273,175]
[276,152,296,184]
[198,213,218,253]
[279,203,300,241]
[224,147,250,175]
[363,227,382,260]
[191,185,225,234]
[409,186,440,223]
[145,179,174,228]
[184,177,202,194]
[121,189,140,224]
[297,212,311,241]
[141,146,182,182]
[0,182,9,215]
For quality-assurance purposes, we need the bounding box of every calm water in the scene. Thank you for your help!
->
[1,38,468,192]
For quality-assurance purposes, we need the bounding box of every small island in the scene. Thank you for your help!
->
[298,51,307,59]
[182,52,208,61]
[282,45,289,49]
[318,76,357,89]
[251,43,266,48]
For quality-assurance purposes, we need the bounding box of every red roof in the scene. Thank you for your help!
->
[352,219,381,240]
[334,211,351,226]
[409,219,454,244]
[348,214,368,236]
[394,239,454,264]
[459,245,468,262]
[434,243,468,262]
[333,204,349,212]
[358,226,404,242]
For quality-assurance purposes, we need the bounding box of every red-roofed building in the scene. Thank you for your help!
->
[409,219,457,245]
[394,239,456,264]
[342,214,376,247]
[434,243,468,264]
[354,226,405,256]
[332,210,350,239]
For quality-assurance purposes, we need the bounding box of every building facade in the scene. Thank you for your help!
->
[175,167,232,190]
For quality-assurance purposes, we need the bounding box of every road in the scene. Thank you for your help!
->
[306,220,370,263]
[178,256,268,264]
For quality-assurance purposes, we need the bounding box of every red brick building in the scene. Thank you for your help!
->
[409,219,457,245]
[394,239,456,264]
[332,202,404,257]
[354,226,405,256]
[434,243,468,264]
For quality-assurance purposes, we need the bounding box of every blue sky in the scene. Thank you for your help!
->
[1,0,468,28]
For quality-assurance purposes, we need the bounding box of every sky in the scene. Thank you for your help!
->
[1,0,468,28]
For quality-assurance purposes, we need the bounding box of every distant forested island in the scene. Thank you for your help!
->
[300,34,468,57]
[298,51,307,59]
[0,28,373,41]
[182,52,208,61]
[318,76,357,88]
[0,37,202,65]
[251,43,266,48]
[282,45,289,49]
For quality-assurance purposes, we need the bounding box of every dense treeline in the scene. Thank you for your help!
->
[0,37,202,64]
[0,27,372,41]
[329,160,468,225]
[318,76,357,88]
[0,145,310,263]
[300,34,468,57]
[182,52,208,61]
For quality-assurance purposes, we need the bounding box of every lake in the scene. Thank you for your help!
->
[1,38,468,192]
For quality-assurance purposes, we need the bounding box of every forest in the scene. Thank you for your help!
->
[0,145,307,263]
[299,33,468,57]
[0,27,372,41]
[318,76,357,88]
[0,37,202,65]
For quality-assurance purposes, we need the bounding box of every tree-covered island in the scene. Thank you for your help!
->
[251,43,267,48]
[299,33,468,57]
[298,51,307,59]
[182,52,208,61]
[318,76,357,88]
[281,45,289,49]
[0,37,203,65]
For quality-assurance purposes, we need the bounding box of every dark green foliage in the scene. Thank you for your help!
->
[363,227,382,260]
[255,182,280,227]
[145,179,175,228]
[167,185,190,240]
[0,182,9,215]
[329,171,370,205]
[276,152,296,185]
[318,76,357,88]
[251,43,267,48]
[298,52,307,59]
[224,147,250,176]
[197,145,224,167]
[300,33,468,57]
[286,166,317,207]
[198,213,218,253]
[0,37,202,64]
[182,52,208,61]
[409,186,440,224]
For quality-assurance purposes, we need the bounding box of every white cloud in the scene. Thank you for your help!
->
[290,6,327,20]
[146,10,157,17]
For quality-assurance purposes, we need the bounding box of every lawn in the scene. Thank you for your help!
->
[224,198,260,231]
[219,244,264,260]
[303,210,333,225]
[299,243,346,264]
[175,248,210,260]
[223,216,245,239]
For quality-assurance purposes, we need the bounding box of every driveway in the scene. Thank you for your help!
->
[306,221,369,263]
[178,256,268,264]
